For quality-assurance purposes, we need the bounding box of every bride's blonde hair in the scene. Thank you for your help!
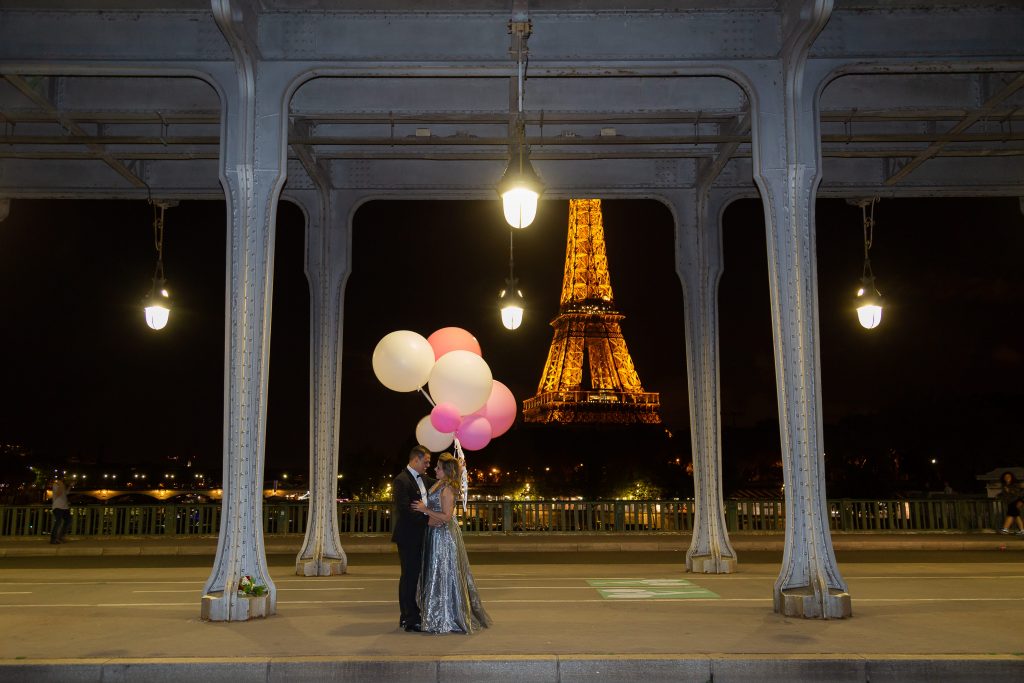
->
[436,452,462,491]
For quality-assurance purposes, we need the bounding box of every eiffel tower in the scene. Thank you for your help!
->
[523,199,661,425]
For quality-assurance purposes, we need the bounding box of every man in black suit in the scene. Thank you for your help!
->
[391,444,433,631]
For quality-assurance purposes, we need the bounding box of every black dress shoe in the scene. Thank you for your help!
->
[404,622,422,632]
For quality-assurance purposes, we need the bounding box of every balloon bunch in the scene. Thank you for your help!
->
[372,327,517,509]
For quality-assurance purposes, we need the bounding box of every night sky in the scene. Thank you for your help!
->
[1,195,1022,493]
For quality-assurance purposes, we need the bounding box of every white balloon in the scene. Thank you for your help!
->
[415,415,454,452]
[372,330,436,392]
[427,350,493,415]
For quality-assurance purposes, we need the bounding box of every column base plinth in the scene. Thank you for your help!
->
[295,557,348,576]
[201,591,275,621]
[687,554,737,574]
[776,586,852,619]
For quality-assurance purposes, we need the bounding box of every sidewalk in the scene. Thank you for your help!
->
[1,530,1021,557]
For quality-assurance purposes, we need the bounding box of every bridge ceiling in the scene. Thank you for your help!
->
[0,2,1022,200]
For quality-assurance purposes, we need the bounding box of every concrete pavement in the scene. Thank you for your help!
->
[1,533,1023,681]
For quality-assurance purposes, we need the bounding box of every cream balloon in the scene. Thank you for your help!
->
[427,350,493,415]
[371,330,436,392]
[415,415,454,452]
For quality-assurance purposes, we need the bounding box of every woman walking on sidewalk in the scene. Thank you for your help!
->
[997,471,1024,535]
[49,477,70,544]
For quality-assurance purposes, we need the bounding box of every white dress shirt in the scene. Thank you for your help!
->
[407,465,428,506]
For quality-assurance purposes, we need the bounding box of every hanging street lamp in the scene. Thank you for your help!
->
[497,13,543,229]
[499,230,525,330]
[143,200,174,331]
[853,197,883,330]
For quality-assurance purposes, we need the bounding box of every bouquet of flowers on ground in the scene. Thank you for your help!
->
[237,575,268,597]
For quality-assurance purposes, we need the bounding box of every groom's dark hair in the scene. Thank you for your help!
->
[409,445,431,462]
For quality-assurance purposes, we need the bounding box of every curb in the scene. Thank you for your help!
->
[1,654,1021,683]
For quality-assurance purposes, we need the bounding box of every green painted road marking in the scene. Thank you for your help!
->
[588,578,694,587]
[596,587,719,599]
[586,579,719,599]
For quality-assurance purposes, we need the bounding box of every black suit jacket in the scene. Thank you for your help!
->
[391,468,435,545]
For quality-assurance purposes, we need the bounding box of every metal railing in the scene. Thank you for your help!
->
[0,498,1005,538]
[523,390,661,412]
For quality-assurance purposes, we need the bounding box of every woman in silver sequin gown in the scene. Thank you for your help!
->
[412,452,491,634]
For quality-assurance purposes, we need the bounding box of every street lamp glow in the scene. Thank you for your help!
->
[499,285,525,330]
[496,20,543,229]
[143,201,175,331]
[500,185,540,229]
[853,198,883,330]
[855,285,883,330]
[144,286,171,330]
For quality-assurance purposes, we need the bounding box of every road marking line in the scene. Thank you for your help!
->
[127,586,696,594]
[2,590,1023,610]
[855,597,1024,602]
[478,586,598,590]
[279,588,365,591]
[132,588,365,593]
[697,576,1024,581]
[0,581,204,586]
[7,597,1024,608]
[5,575,1024,586]
[0,603,197,608]
[850,576,1024,580]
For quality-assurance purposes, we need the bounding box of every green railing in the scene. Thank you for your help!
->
[0,498,1005,538]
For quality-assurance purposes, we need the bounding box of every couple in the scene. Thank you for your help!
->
[391,444,491,634]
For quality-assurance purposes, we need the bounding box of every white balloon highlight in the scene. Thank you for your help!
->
[415,415,454,452]
[372,330,436,392]
[427,350,493,416]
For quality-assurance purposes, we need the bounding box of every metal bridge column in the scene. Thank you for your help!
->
[288,189,360,576]
[200,0,296,622]
[667,188,739,574]
[747,0,851,619]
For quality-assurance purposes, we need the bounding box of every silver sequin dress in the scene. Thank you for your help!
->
[417,486,491,634]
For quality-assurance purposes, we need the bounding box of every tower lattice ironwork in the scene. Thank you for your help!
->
[523,199,661,424]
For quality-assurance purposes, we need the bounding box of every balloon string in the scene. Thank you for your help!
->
[418,387,436,407]
[454,438,468,514]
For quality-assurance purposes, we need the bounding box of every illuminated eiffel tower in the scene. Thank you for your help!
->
[523,199,661,425]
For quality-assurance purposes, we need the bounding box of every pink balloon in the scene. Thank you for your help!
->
[456,415,492,451]
[427,327,482,360]
[430,402,462,433]
[476,380,517,438]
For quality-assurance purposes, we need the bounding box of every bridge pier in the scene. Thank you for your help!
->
[200,1,294,621]
[746,0,851,619]
[669,188,738,575]
[287,187,355,577]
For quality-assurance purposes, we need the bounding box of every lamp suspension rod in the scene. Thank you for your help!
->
[516,30,525,175]
[516,32,525,115]
[508,230,516,281]
[152,202,166,282]
[861,197,877,282]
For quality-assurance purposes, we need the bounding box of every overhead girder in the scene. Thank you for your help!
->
[1,4,1022,65]
[0,4,1022,199]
